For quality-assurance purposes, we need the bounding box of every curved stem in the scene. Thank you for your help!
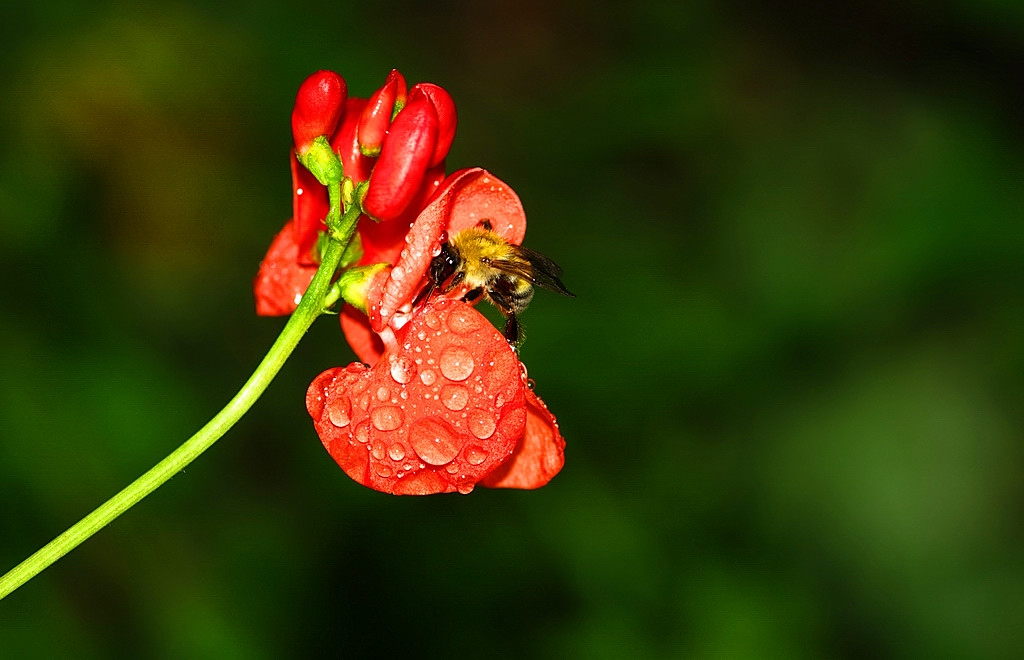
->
[0,207,359,600]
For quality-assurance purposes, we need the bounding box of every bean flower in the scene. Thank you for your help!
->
[0,68,568,599]
[254,70,567,495]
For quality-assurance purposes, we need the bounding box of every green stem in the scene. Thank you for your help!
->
[0,202,362,601]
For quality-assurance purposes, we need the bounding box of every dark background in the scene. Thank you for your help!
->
[2,0,1024,656]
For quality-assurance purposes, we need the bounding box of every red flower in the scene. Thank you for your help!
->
[257,70,566,495]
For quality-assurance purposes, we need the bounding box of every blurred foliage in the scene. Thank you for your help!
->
[2,0,1024,656]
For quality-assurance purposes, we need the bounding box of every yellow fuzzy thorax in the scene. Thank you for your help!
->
[448,228,527,289]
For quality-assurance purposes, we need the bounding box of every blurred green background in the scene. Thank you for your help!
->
[2,0,1024,656]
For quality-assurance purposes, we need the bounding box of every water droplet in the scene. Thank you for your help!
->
[457,483,475,495]
[327,396,351,428]
[375,464,393,478]
[355,421,370,443]
[465,445,489,465]
[370,440,386,460]
[495,393,505,408]
[389,356,416,384]
[371,405,404,431]
[440,384,469,411]
[447,307,480,335]
[376,386,389,402]
[518,361,529,382]
[446,463,459,474]
[417,330,426,341]
[419,369,437,386]
[468,409,496,439]
[424,312,440,329]
[527,378,536,390]
[440,346,475,381]
[358,394,370,411]
[388,444,406,461]
[409,418,463,465]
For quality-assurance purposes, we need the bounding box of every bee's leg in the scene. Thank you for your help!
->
[462,288,485,304]
[479,219,493,231]
[503,314,521,348]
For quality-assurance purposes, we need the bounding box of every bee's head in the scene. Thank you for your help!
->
[429,242,462,289]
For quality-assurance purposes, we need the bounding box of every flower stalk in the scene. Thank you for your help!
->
[0,200,362,601]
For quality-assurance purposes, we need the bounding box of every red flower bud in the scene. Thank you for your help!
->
[362,92,438,221]
[411,83,457,167]
[254,218,318,316]
[330,97,373,183]
[291,70,347,156]
[308,299,528,495]
[357,69,406,158]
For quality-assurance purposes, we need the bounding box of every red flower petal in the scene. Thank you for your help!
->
[254,218,318,316]
[444,169,526,246]
[340,304,386,365]
[308,299,527,495]
[369,168,484,333]
[362,91,439,221]
[290,152,330,266]
[481,389,565,489]
[291,70,347,155]
[356,163,446,268]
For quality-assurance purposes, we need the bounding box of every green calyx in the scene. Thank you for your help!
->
[298,135,343,186]
[334,263,389,313]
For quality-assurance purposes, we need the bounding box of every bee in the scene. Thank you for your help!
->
[423,220,574,348]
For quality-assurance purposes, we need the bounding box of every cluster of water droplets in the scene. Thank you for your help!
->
[319,300,524,493]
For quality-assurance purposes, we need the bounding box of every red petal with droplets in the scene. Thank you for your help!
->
[291,152,330,266]
[411,83,457,167]
[254,218,318,316]
[369,168,483,332]
[356,163,446,268]
[291,70,347,155]
[362,91,438,221]
[308,299,527,495]
[481,390,565,489]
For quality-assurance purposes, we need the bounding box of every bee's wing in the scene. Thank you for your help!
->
[496,247,576,298]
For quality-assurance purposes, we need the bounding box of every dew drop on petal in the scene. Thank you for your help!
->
[376,386,389,402]
[446,463,460,474]
[424,312,440,329]
[354,420,371,443]
[419,369,437,386]
[376,464,393,478]
[371,440,386,460]
[327,396,352,428]
[439,346,474,381]
[390,356,416,384]
[457,483,475,495]
[409,418,463,465]
[468,409,496,439]
[388,444,406,461]
[465,445,489,465]
[371,405,404,431]
[440,384,469,411]
[447,307,480,335]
